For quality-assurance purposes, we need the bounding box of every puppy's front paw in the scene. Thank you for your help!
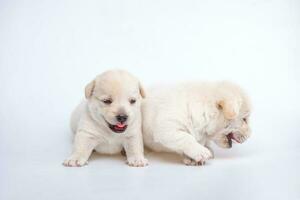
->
[183,157,206,166]
[63,155,88,167]
[189,146,212,164]
[126,157,149,167]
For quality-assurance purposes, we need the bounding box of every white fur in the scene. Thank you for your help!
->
[63,70,148,167]
[142,81,251,165]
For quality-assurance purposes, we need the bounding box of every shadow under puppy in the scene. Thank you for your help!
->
[63,70,148,167]
[142,81,251,165]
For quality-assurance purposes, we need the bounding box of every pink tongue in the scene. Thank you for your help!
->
[228,133,241,143]
[116,123,125,128]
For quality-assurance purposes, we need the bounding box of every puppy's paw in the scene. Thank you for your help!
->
[189,146,213,163]
[126,157,149,167]
[183,157,205,166]
[63,155,88,167]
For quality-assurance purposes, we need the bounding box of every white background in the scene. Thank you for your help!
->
[1,0,300,199]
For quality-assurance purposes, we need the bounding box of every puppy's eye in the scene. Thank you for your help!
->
[243,118,247,123]
[102,99,112,105]
[129,99,136,104]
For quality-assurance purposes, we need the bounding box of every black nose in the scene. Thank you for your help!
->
[116,114,128,123]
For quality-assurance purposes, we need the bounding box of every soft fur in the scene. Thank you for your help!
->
[142,81,251,165]
[63,70,148,167]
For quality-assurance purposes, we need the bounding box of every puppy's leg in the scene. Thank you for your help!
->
[63,131,99,167]
[156,130,212,165]
[123,134,148,167]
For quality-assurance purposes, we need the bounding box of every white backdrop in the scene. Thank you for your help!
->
[1,0,300,200]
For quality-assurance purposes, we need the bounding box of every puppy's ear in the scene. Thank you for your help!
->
[139,82,146,98]
[85,80,95,99]
[218,99,240,120]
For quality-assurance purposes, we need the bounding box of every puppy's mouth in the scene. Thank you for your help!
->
[226,132,249,146]
[107,122,128,133]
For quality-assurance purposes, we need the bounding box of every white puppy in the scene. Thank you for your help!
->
[63,70,148,167]
[142,81,251,165]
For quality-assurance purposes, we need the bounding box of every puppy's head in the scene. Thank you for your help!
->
[212,82,252,148]
[85,70,145,134]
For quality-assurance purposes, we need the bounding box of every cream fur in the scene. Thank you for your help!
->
[142,81,251,165]
[63,70,148,167]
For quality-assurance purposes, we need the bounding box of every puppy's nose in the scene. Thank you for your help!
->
[116,114,128,123]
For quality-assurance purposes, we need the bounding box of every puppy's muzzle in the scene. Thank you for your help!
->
[226,132,249,146]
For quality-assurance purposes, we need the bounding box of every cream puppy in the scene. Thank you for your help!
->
[142,81,251,165]
[63,70,148,167]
